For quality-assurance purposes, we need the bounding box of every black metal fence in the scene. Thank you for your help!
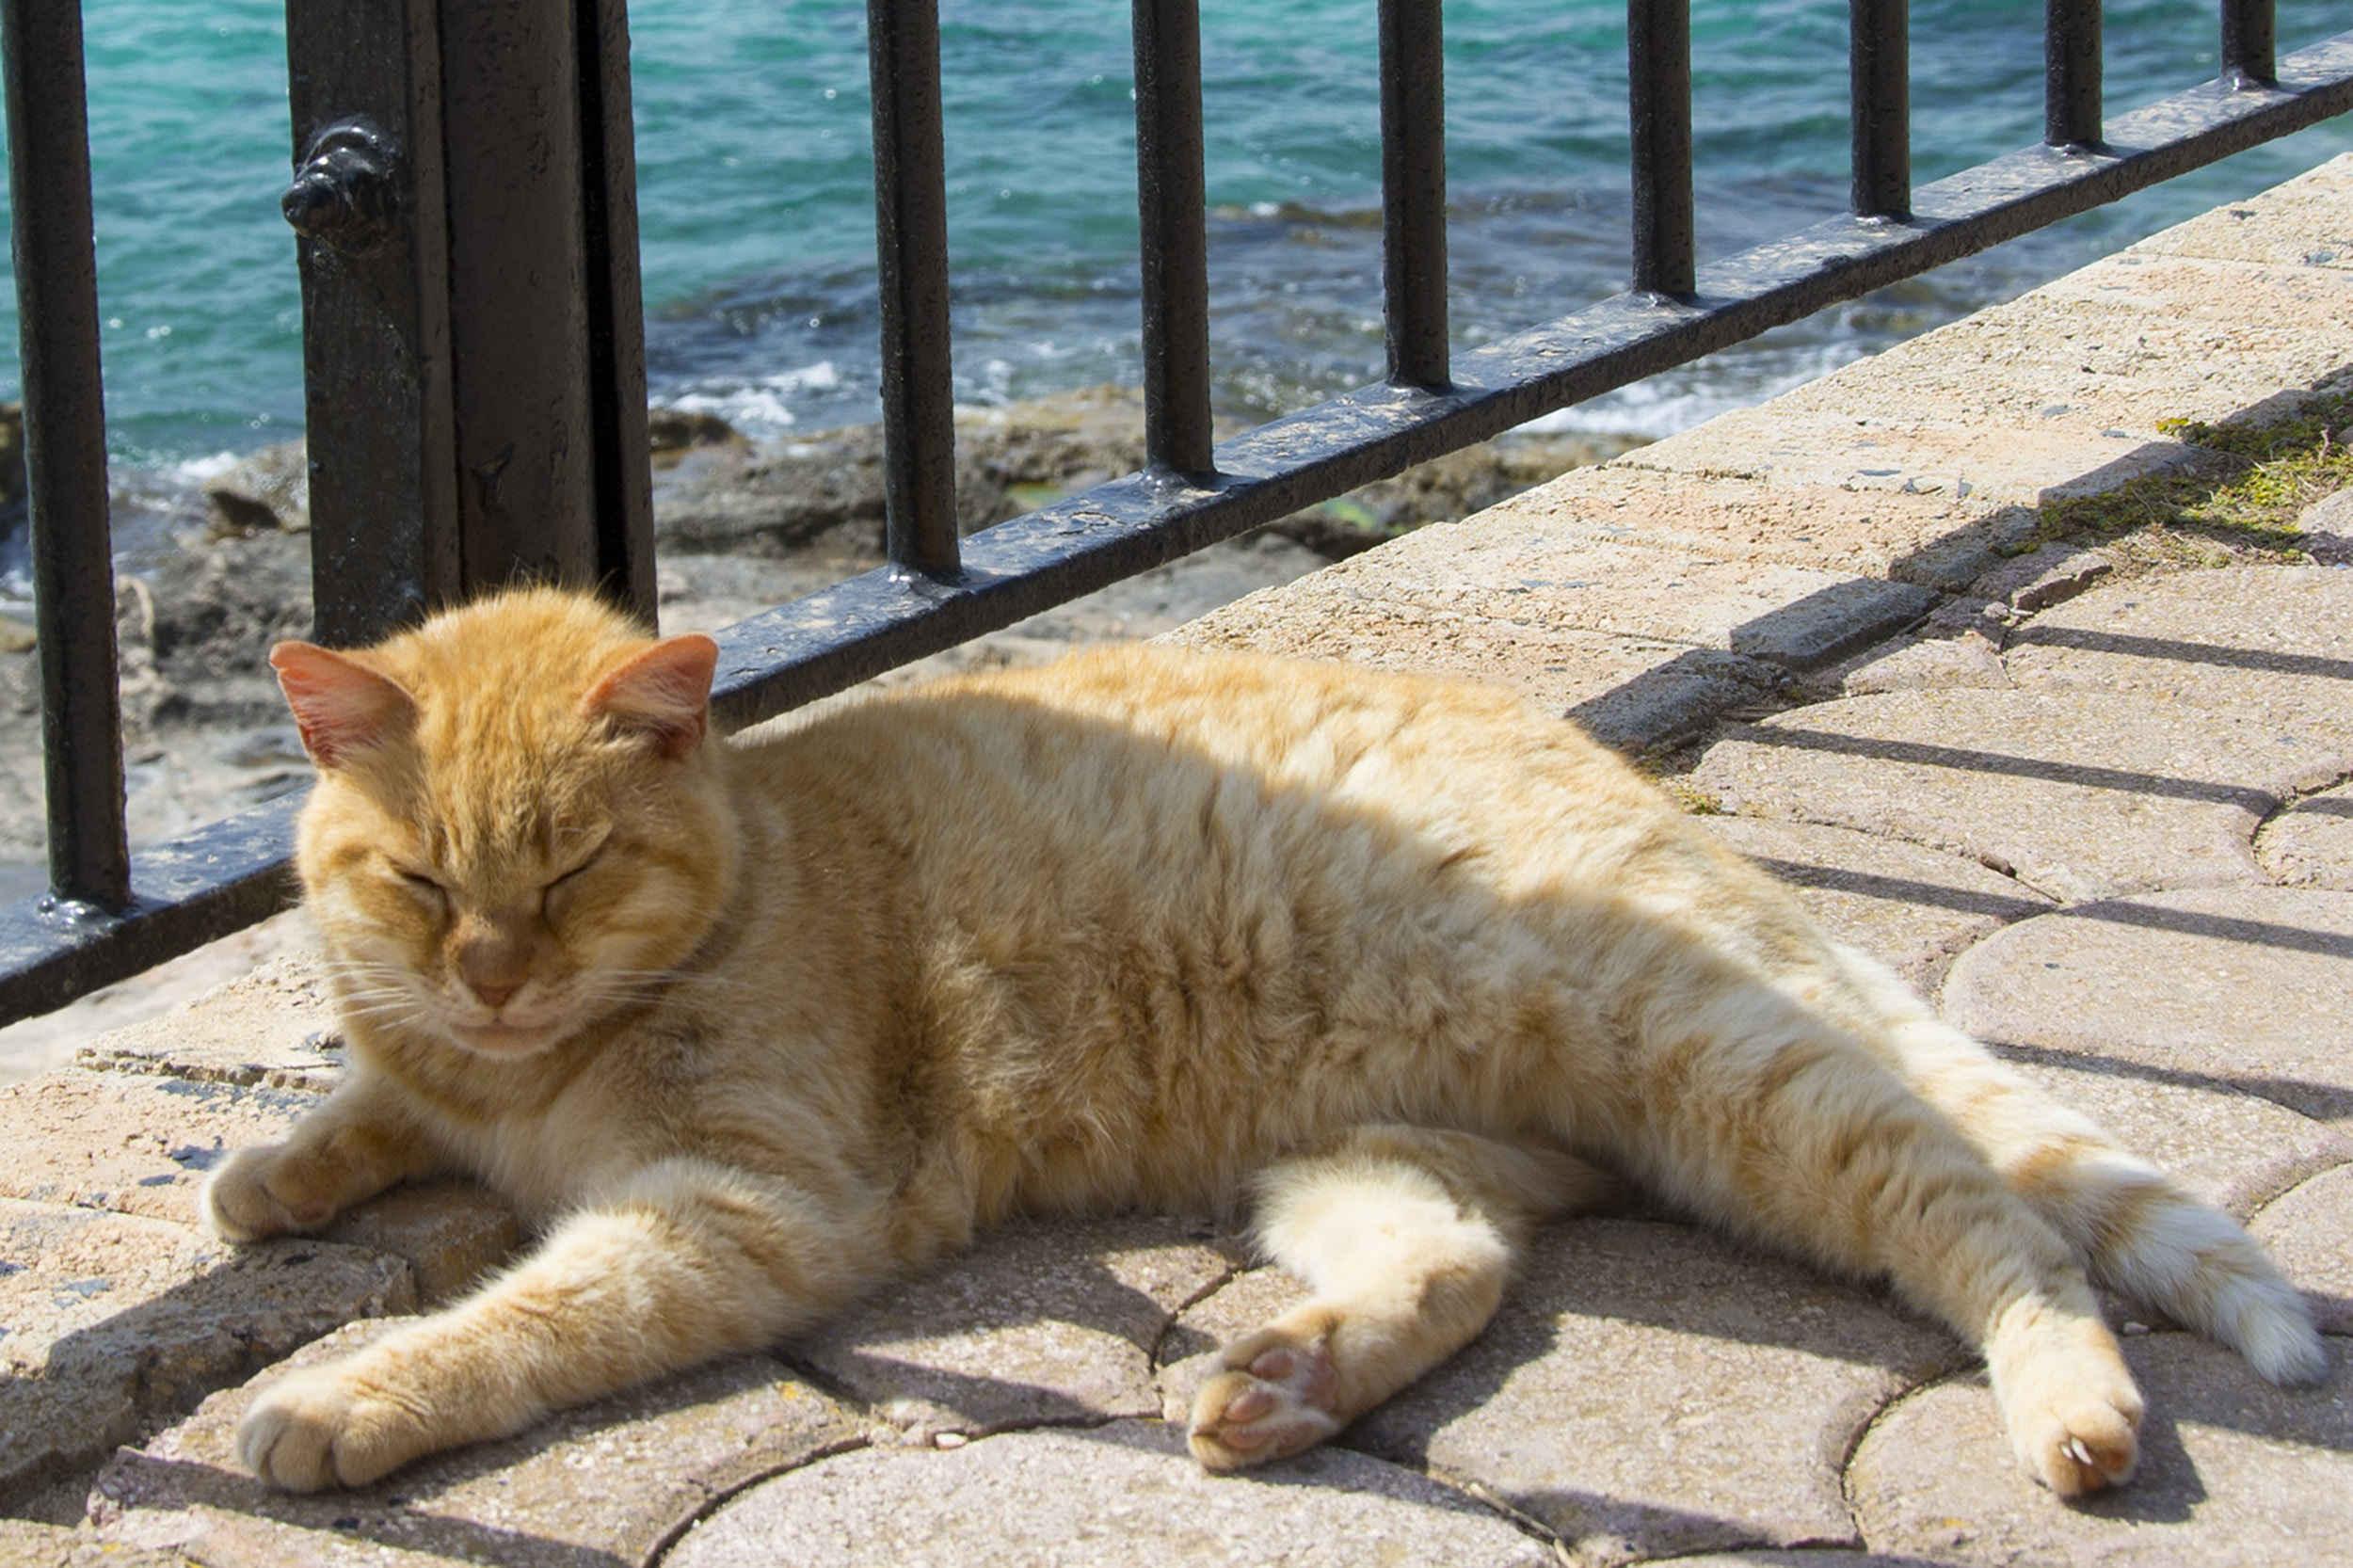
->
[3,0,2351,1026]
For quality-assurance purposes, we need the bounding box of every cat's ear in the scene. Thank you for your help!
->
[583,634,718,760]
[270,641,417,769]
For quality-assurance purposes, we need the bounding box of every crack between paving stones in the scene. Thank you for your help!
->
[1836,1364,1982,1556]
[2237,1156,2353,1235]
[2249,761,2353,852]
[639,1430,874,1567]
[1330,1452,1568,1559]
[1145,1255,1246,1372]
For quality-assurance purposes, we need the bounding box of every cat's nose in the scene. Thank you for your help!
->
[471,981,521,1011]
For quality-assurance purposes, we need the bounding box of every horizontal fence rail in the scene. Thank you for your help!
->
[4,6,2353,1026]
[708,24,2353,727]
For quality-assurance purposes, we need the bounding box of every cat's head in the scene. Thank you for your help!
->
[273,586,740,1058]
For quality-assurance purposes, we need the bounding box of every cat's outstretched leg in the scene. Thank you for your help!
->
[1620,975,2153,1495]
[203,1073,443,1241]
[1829,945,2326,1387]
[235,1155,870,1490]
[1188,1125,1610,1471]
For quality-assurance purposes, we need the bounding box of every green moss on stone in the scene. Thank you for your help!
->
[2035,385,2353,559]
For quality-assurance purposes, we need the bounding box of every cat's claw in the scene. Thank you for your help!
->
[1188,1328,1343,1471]
[240,1364,433,1492]
[2009,1384,2142,1496]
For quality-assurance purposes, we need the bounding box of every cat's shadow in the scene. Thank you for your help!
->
[761,1201,2343,1556]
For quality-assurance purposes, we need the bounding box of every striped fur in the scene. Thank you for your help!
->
[203,587,2320,1496]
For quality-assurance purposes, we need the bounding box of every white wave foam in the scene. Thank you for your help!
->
[170,450,246,483]
[658,361,847,440]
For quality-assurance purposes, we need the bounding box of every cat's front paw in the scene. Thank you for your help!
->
[240,1362,435,1492]
[201,1144,338,1241]
[1188,1326,1343,1471]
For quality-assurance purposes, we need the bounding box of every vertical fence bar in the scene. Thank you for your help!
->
[1,0,131,909]
[440,0,602,595]
[1626,0,1695,298]
[577,0,658,624]
[2221,0,2276,88]
[284,0,461,648]
[1131,0,1214,477]
[2045,0,2104,149]
[1379,0,1449,390]
[1849,0,1911,218]
[866,0,959,576]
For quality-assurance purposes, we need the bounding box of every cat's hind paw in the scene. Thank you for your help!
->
[240,1363,434,1492]
[1187,1326,1343,1472]
[2009,1384,2142,1496]
[1989,1299,2145,1496]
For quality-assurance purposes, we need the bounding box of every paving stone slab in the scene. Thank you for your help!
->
[1458,464,2041,591]
[1963,542,2119,616]
[1,1200,412,1503]
[1688,687,2343,903]
[2002,566,2353,755]
[72,952,346,1093]
[1849,1335,2352,1567]
[1323,521,1941,672]
[1330,1217,1965,1567]
[1172,580,1786,751]
[1992,1048,2352,1224]
[1695,815,2053,996]
[1615,413,2201,508]
[1837,631,2013,696]
[1942,887,2353,1128]
[2259,780,2353,890]
[1779,258,2353,438]
[2124,153,2353,268]
[0,1072,323,1224]
[2247,1164,2353,1336]
[664,1420,1553,1568]
[316,1183,522,1306]
[0,1070,519,1304]
[91,1320,862,1568]
[2300,484,2353,564]
[1181,511,1941,671]
[0,1520,189,1567]
[786,1215,1239,1445]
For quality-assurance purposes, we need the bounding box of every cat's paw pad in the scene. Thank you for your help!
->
[2009,1386,2143,1496]
[1187,1328,1342,1472]
[240,1364,431,1492]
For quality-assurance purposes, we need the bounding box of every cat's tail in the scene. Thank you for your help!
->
[1832,945,2328,1387]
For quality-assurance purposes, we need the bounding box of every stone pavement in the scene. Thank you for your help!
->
[6,159,2353,1567]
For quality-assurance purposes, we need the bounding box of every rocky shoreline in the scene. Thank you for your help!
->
[0,388,1641,1076]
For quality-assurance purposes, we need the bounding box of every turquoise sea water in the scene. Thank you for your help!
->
[1,0,2350,467]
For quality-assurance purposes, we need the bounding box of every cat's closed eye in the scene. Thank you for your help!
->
[543,851,601,907]
[389,862,445,899]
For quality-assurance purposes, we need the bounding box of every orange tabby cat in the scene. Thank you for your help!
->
[204,586,2322,1496]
